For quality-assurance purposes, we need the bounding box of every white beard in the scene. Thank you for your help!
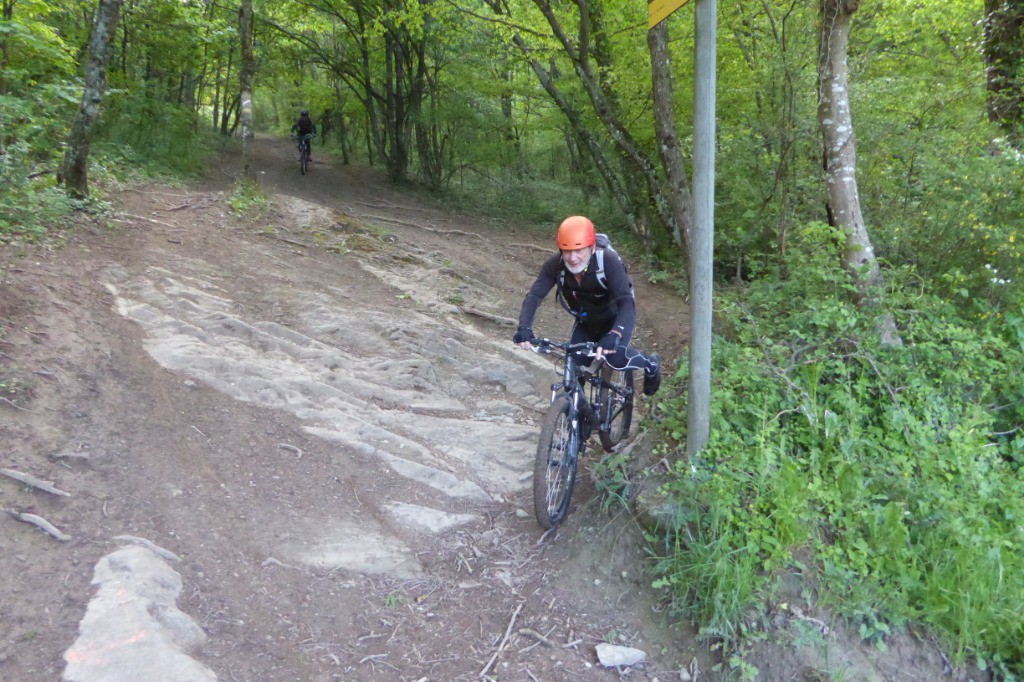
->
[564,260,588,275]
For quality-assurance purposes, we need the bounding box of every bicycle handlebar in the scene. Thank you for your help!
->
[530,338,598,355]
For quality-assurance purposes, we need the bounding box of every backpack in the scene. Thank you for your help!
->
[593,233,616,290]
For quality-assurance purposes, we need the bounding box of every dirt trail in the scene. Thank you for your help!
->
[0,138,962,682]
[0,137,696,681]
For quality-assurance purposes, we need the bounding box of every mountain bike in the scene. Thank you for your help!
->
[530,338,635,529]
[292,133,313,174]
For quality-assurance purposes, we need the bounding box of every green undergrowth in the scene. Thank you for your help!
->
[1,81,213,245]
[649,222,1024,679]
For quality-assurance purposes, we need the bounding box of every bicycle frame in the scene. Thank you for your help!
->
[535,339,625,440]
[531,338,634,527]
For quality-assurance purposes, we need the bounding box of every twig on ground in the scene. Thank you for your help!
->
[356,213,479,238]
[479,601,523,678]
[33,368,62,383]
[159,200,206,212]
[0,396,33,412]
[278,443,303,459]
[456,306,516,327]
[262,556,301,570]
[0,468,71,496]
[791,606,829,634]
[507,242,550,253]
[114,212,178,229]
[5,509,72,541]
[267,235,311,249]
[113,534,181,562]
[518,628,555,647]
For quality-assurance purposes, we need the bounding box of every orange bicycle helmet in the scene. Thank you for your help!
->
[556,216,596,250]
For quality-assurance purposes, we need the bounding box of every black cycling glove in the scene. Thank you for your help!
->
[598,332,620,353]
[513,327,535,344]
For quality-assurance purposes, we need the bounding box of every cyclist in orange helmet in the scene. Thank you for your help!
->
[513,216,661,395]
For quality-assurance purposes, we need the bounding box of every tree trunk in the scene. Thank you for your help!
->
[59,0,123,199]
[984,0,1024,145]
[238,0,256,180]
[818,0,900,346]
[1,0,15,93]
[648,19,693,253]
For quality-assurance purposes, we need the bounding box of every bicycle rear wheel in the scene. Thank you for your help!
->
[598,367,634,452]
[533,396,579,529]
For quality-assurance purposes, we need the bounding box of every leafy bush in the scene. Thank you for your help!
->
[95,91,207,177]
[0,87,80,243]
[651,221,1024,675]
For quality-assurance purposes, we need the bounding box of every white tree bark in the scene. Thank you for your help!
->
[818,0,900,345]
[239,0,256,180]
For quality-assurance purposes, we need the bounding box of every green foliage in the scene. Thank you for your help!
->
[0,372,35,408]
[591,450,633,515]
[95,91,208,177]
[228,179,272,216]
[0,86,79,242]
[652,222,1024,673]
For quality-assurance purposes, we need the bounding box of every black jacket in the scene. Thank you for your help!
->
[291,115,316,136]
[517,248,636,339]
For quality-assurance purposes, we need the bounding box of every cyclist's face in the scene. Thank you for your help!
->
[561,246,594,274]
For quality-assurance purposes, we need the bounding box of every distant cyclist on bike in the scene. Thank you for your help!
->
[512,215,662,396]
[290,109,317,161]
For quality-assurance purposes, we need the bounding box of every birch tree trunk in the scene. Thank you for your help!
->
[818,0,900,346]
[59,0,123,199]
[238,0,256,180]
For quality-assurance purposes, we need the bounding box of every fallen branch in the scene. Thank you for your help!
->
[0,396,34,412]
[791,606,830,635]
[0,468,71,496]
[518,628,555,647]
[49,451,91,462]
[267,235,312,249]
[6,509,72,541]
[479,601,523,678]
[456,306,516,327]
[508,242,550,254]
[355,213,479,239]
[114,212,178,229]
[113,534,181,562]
[262,556,301,570]
[278,443,303,459]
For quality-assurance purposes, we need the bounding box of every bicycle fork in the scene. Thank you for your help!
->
[553,383,594,456]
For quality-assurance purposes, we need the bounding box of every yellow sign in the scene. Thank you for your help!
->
[648,0,691,27]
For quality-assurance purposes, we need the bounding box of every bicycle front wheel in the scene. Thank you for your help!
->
[300,145,309,174]
[598,367,634,452]
[533,395,579,529]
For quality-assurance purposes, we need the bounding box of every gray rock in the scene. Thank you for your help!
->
[595,642,647,668]
[63,546,216,682]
